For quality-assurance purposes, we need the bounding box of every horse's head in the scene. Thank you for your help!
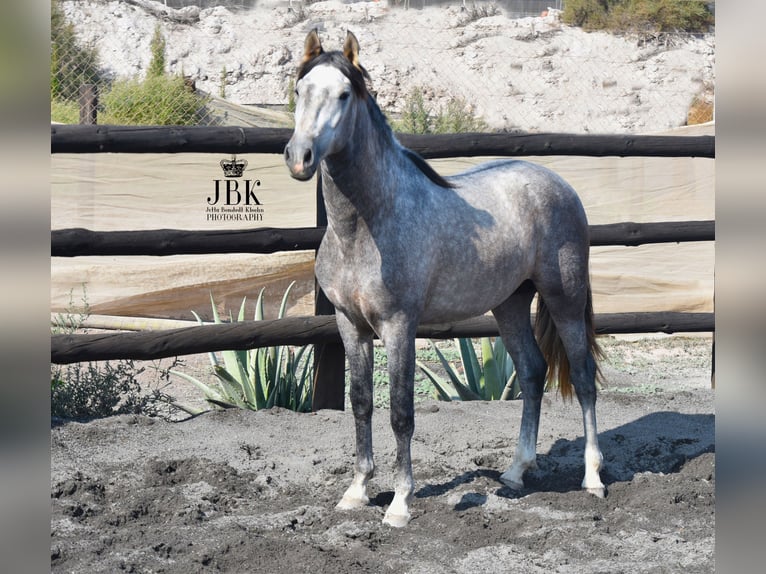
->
[284,30,369,181]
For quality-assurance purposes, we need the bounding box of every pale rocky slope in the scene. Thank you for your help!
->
[61,0,714,132]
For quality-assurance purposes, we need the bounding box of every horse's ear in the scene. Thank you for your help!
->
[343,30,361,70]
[302,29,324,64]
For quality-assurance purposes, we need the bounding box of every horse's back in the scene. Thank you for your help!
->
[452,159,579,202]
[447,158,589,237]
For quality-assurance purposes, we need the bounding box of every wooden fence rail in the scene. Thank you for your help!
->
[50,312,714,365]
[50,220,714,257]
[51,125,715,159]
[52,126,715,406]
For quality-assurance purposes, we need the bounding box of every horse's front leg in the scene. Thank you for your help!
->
[380,318,417,527]
[335,313,376,511]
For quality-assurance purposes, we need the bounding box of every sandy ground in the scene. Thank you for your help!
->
[51,336,714,573]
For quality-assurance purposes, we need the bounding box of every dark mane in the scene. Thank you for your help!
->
[298,52,454,190]
[402,148,455,189]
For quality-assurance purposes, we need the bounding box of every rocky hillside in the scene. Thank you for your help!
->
[61,0,715,132]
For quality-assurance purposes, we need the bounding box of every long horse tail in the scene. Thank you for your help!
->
[534,282,603,401]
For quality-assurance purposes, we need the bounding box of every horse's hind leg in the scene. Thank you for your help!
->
[537,283,605,498]
[492,281,548,490]
[554,313,604,496]
[335,312,376,510]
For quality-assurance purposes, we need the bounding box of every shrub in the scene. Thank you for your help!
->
[433,96,489,134]
[687,92,714,125]
[562,0,714,34]
[51,288,180,420]
[397,89,433,134]
[50,98,80,124]
[395,87,488,134]
[562,0,610,30]
[99,23,208,125]
[100,74,208,125]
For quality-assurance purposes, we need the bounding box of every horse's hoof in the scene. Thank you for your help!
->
[336,496,369,510]
[585,486,606,498]
[498,471,524,490]
[382,511,411,528]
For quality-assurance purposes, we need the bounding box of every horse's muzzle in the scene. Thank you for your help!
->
[284,139,317,181]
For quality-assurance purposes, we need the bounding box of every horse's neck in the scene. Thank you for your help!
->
[320,103,401,235]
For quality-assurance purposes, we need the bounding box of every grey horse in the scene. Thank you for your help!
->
[284,30,605,527]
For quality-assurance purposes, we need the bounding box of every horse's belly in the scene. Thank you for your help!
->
[420,271,523,324]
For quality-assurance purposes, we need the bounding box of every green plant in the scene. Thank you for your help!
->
[50,0,100,102]
[50,98,80,124]
[99,73,208,125]
[434,96,488,134]
[397,88,432,134]
[417,337,519,401]
[561,0,610,30]
[172,283,314,412]
[51,287,183,420]
[147,23,166,78]
[98,22,208,125]
[395,87,488,134]
[51,359,181,420]
[562,0,714,34]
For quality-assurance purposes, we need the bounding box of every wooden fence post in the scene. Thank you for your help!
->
[78,84,98,125]
[311,172,346,411]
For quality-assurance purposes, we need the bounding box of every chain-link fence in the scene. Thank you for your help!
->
[50,0,714,133]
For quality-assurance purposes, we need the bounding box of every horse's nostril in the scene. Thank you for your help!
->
[303,149,313,166]
[284,146,291,162]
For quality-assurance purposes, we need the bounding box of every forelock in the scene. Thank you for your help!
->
[297,51,369,97]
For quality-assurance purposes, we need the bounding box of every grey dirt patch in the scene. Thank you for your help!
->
[51,338,714,573]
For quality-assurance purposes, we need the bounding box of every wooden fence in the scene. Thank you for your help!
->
[51,126,715,410]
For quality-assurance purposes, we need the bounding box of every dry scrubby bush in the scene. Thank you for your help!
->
[51,360,171,421]
[562,0,714,34]
[51,289,180,421]
[395,88,488,134]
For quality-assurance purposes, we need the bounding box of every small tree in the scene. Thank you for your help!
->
[398,88,433,134]
[50,0,100,102]
[100,22,208,125]
[147,23,167,78]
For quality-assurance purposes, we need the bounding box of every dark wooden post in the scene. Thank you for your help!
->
[311,172,347,411]
[78,84,98,125]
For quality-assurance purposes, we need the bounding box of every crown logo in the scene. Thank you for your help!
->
[220,155,247,178]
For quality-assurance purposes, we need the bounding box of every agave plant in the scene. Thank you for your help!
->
[417,337,520,401]
[171,282,314,412]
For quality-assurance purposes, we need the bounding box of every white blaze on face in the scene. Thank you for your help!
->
[294,65,354,152]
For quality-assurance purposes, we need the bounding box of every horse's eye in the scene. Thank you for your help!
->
[339,91,351,101]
